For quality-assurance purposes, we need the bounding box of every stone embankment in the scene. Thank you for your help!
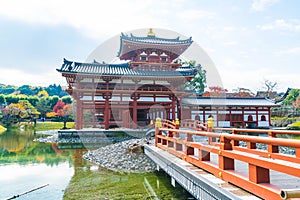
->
[83,138,157,173]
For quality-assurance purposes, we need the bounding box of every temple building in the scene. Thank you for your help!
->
[57,29,197,130]
[57,29,279,130]
[182,97,279,128]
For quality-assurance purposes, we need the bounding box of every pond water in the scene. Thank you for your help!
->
[0,129,193,200]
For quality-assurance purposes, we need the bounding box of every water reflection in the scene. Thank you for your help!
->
[0,130,74,200]
[0,129,193,200]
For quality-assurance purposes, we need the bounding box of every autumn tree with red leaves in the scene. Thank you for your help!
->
[53,101,73,129]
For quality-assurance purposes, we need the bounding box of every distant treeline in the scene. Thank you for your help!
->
[0,83,68,97]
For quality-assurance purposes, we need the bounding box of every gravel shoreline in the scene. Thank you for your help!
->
[83,138,157,173]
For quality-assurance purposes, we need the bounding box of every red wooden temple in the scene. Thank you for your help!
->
[57,29,279,130]
[57,29,197,130]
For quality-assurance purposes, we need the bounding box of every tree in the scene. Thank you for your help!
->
[1,103,26,125]
[27,96,39,107]
[231,87,255,97]
[38,90,49,98]
[35,97,52,120]
[49,95,60,109]
[5,95,19,104]
[283,89,300,106]
[18,100,40,123]
[264,80,277,95]
[46,84,68,97]
[0,94,6,106]
[293,94,300,110]
[61,96,72,104]
[184,63,206,93]
[18,85,34,96]
[53,101,73,129]
[204,86,227,97]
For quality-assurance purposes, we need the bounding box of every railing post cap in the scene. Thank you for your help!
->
[155,118,162,128]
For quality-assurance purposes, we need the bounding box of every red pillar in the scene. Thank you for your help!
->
[104,97,109,130]
[178,96,182,120]
[104,80,111,130]
[267,107,271,126]
[203,107,206,123]
[75,98,82,130]
[229,107,232,127]
[172,97,176,120]
[242,107,245,127]
[133,96,137,129]
[216,107,219,127]
[256,107,259,127]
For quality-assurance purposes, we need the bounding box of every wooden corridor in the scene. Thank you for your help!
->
[153,119,300,200]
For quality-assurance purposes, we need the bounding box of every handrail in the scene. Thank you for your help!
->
[214,127,300,136]
[154,118,300,200]
[180,119,207,131]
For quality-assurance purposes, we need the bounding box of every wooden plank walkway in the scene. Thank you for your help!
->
[144,143,262,200]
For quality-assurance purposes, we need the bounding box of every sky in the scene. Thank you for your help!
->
[0,0,299,93]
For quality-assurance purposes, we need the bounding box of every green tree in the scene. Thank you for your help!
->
[1,103,26,125]
[283,89,300,106]
[185,65,206,93]
[35,97,52,120]
[0,84,17,94]
[0,94,6,106]
[27,96,39,107]
[18,85,34,96]
[49,95,60,109]
[18,100,40,122]
[5,95,19,104]
[61,96,72,104]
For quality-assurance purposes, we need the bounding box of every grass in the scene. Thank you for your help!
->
[0,125,7,134]
[34,122,75,131]
[287,121,300,130]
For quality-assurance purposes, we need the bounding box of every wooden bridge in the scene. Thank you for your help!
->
[144,118,300,200]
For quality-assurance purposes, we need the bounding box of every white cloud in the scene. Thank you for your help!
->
[176,9,216,21]
[0,68,66,86]
[251,0,279,11]
[223,41,238,46]
[277,47,300,55]
[0,0,173,40]
[258,19,300,32]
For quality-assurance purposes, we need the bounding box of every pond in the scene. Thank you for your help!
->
[0,129,193,200]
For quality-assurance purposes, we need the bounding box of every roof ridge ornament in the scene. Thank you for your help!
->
[147,28,155,37]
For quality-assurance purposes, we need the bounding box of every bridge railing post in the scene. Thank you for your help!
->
[219,134,234,171]
[296,149,300,158]
[232,129,239,147]
[268,131,279,154]
[249,164,270,184]
[155,118,162,147]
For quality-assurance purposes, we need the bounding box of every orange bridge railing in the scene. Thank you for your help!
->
[154,118,300,200]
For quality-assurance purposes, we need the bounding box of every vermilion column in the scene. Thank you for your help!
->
[170,95,176,120]
[268,107,271,126]
[229,107,232,126]
[203,106,206,123]
[75,98,82,130]
[104,97,109,130]
[242,107,245,127]
[255,107,259,127]
[103,80,112,130]
[133,96,137,129]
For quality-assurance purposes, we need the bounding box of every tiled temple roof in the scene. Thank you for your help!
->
[118,31,193,59]
[57,58,197,77]
[120,33,193,45]
[182,97,279,107]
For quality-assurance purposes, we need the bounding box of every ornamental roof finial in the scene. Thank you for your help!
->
[147,28,155,37]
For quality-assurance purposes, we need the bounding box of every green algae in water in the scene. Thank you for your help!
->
[63,163,193,200]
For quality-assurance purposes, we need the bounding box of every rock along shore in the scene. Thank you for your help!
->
[83,138,157,173]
